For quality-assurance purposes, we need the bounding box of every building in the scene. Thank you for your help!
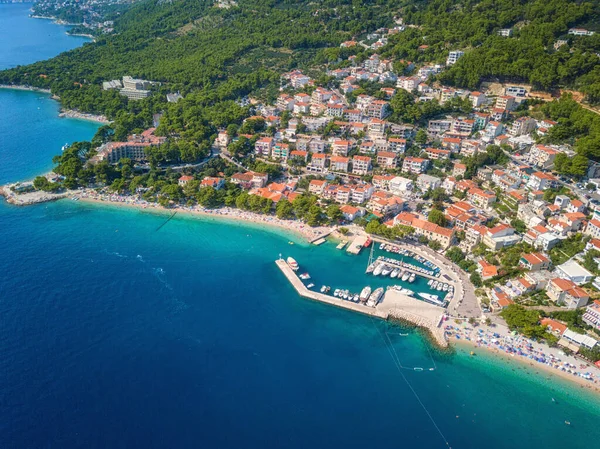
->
[417,174,442,191]
[330,156,350,172]
[556,260,594,286]
[402,157,429,174]
[584,219,600,239]
[340,205,363,221]
[527,172,557,191]
[308,179,328,195]
[119,76,153,100]
[467,188,497,209]
[92,128,166,164]
[510,117,537,136]
[495,95,516,111]
[424,147,450,160]
[230,171,268,189]
[519,253,551,271]
[583,300,600,331]
[387,138,407,153]
[352,155,372,175]
[389,176,414,195]
[392,212,454,249]
[482,224,520,250]
[376,151,398,169]
[497,28,513,37]
[527,145,558,169]
[568,28,595,36]
[547,278,589,309]
[178,175,194,186]
[446,50,464,65]
[200,177,225,190]
[272,143,290,160]
[254,137,274,157]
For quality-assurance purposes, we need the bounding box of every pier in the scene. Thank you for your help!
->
[276,259,448,348]
[346,234,368,254]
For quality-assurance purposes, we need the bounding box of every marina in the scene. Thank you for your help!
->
[276,257,448,348]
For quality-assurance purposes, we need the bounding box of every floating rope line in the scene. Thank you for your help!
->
[156,211,177,231]
[371,317,451,448]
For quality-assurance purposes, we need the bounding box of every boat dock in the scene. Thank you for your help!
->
[336,240,348,250]
[275,259,448,348]
[346,234,368,254]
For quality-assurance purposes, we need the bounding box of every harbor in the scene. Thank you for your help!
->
[275,257,448,348]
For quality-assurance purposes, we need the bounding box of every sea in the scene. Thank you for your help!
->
[0,4,599,448]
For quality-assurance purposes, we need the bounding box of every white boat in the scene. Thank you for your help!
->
[367,287,384,307]
[342,290,349,300]
[427,279,433,286]
[299,273,311,280]
[432,280,438,289]
[353,294,360,302]
[320,286,327,293]
[381,265,392,276]
[366,262,376,274]
[287,257,299,271]
[360,286,372,302]
[334,289,340,297]
[401,272,410,282]
[408,273,416,283]
[436,283,443,291]
[390,268,400,278]
[373,264,384,276]
[307,283,314,289]
[418,292,443,306]
[442,284,449,292]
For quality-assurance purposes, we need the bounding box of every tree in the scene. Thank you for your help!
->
[326,204,343,222]
[470,272,483,287]
[510,218,527,234]
[428,240,442,251]
[276,199,294,219]
[428,209,447,227]
[415,129,428,145]
[445,247,465,264]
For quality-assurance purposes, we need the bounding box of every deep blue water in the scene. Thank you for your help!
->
[1,5,600,449]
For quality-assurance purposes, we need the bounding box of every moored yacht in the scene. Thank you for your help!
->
[373,263,384,276]
[381,265,392,276]
[390,268,400,278]
[286,257,299,271]
[367,287,384,307]
[408,273,416,283]
[401,272,410,282]
[360,286,372,302]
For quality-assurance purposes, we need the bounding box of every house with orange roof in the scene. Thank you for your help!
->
[467,188,496,209]
[376,151,398,169]
[308,153,327,171]
[453,163,467,177]
[392,212,454,248]
[478,260,498,280]
[340,205,364,221]
[547,278,590,309]
[566,199,585,214]
[527,171,557,191]
[425,147,450,160]
[402,157,429,174]
[289,150,308,163]
[352,155,372,175]
[200,177,225,190]
[527,144,559,169]
[330,156,350,173]
[540,318,567,336]
[586,216,600,239]
[483,224,520,250]
[178,175,194,186]
[308,179,328,195]
[331,140,352,156]
[254,137,274,157]
[519,253,551,271]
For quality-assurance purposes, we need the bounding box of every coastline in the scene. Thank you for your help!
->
[75,193,331,243]
[452,335,600,395]
[58,109,110,124]
[0,84,51,94]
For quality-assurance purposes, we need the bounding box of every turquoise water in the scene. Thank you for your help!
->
[0,4,599,448]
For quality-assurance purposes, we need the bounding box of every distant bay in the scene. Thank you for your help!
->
[0,4,600,449]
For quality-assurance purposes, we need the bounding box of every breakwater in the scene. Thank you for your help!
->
[275,259,448,348]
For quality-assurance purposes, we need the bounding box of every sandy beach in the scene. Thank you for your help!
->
[75,190,332,242]
[446,322,600,394]
[58,109,110,124]
[0,84,51,94]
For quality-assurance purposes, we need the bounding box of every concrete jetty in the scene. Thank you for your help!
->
[276,259,448,348]
[346,234,368,254]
